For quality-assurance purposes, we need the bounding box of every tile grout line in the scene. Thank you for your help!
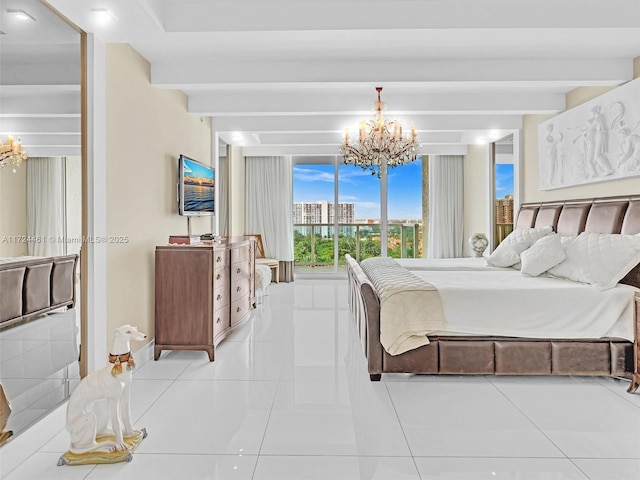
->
[383,381,424,480]
[484,376,594,480]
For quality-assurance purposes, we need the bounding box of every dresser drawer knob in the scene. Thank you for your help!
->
[236,286,241,292]
[216,257,221,263]
[216,317,221,324]
[216,273,221,280]
[217,294,222,300]
[236,306,241,313]
[236,267,241,274]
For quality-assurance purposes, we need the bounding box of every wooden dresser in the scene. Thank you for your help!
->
[154,237,255,361]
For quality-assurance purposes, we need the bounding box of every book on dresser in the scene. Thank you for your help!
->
[154,237,256,361]
[168,234,202,245]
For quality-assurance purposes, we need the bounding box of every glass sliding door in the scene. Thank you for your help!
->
[338,164,381,268]
[293,162,336,272]
[386,157,423,258]
[493,135,515,247]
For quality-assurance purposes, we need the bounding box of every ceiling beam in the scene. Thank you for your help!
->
[213,114,523,133]
[153,58,631,88]
[241,144,468,157]
[256,132,464,145]
[162,0,640,32]
[189,91,565,116]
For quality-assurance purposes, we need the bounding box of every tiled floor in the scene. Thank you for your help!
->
[2,278,640,479]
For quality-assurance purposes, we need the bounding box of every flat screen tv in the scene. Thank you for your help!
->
[178,154,215,216]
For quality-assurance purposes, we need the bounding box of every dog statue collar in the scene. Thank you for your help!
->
[108,351,135,376]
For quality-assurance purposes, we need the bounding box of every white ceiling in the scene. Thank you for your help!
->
[2,0,640,157]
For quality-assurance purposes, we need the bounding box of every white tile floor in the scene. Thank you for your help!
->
[2,278,640,479]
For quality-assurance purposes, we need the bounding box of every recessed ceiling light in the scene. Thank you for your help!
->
[6,9,35,21]
[91,9,115,22]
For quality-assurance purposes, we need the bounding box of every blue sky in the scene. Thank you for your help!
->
[495,163,514,199]
[294,159,513,220]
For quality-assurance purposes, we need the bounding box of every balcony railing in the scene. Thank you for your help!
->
[293,223,421,272]
[495,223,514,246]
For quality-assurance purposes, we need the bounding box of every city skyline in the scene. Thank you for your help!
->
[294,161,514,221]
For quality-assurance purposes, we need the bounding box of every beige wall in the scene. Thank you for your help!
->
[521,60,640,203]
[462,145,489,257]
[0,166,28,257]
[227,145,246,236]
[106,44,212,351]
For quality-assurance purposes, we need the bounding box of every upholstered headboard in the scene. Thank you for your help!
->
[515,195,640,289]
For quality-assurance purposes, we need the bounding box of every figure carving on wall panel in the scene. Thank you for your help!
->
[545,123,563,186]
[538,79,640,190]
[617,122,640,171]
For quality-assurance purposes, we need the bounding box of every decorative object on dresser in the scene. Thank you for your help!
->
[154,237,255,361]
[468,232,488,258]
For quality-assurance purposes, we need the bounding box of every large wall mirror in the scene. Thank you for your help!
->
[0,0,82,443]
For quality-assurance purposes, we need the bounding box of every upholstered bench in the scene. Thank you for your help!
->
[255,264,273,304]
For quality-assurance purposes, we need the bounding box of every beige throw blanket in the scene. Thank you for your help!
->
[360,257,445,355]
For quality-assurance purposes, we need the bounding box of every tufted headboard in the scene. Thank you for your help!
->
[515,195,640,289]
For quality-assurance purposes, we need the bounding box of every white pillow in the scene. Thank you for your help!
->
[520,234,566,277]
[487,227,554,268]
[487,240,531,267]
[547,232,640,290]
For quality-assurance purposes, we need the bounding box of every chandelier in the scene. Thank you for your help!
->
[0,136,27,173]
[340,87,420,177]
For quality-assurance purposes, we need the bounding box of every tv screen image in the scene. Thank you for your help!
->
[178,155,215,216]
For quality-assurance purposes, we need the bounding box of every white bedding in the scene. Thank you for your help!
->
[412,270,636,341]
[395,257,509,271]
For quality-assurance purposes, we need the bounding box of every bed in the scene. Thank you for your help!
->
[0,255,78,330]
[346,195,640,393]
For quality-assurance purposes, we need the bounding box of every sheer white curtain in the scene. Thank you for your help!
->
[427,155,464,258]
[245,156,294,280]
[27,157,66,256]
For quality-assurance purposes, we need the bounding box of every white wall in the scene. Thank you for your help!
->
[0,165,28,257]
[105,44,212,350]
[462,144,489,257]
[522,59,640,203]
[228,145,246,235]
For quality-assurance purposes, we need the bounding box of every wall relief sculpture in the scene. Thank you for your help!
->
[538,78,640,190]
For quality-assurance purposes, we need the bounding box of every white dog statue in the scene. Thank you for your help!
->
[65,324,147,454]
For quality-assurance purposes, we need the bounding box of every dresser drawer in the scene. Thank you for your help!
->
[214,281,230,307]
[213,265,228,284]
[213,249,229,267]
[213,304,230,339]
[231,245,250,264]
[230,294,250,326]
[231,261,251,282]
[231,278,250,302]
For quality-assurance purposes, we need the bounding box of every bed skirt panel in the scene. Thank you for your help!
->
[381,337,632,378]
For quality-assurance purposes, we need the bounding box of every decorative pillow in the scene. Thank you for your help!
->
[547,232,640,290]
[520,234,566,277]
[560,235,577,247]
[487,227,554,268]
[487,240,531,267]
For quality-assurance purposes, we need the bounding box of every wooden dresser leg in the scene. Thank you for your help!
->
[628,375,639,394]
[154,346,161,361]
[369,373,381,382]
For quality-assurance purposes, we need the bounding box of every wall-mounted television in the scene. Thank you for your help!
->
[178,154,215,216]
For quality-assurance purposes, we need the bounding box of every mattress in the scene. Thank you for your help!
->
[412,270,636,341]
[395,257,509,271]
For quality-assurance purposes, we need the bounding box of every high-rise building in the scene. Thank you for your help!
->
[495,194,514,224]
[293,201,354,224]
